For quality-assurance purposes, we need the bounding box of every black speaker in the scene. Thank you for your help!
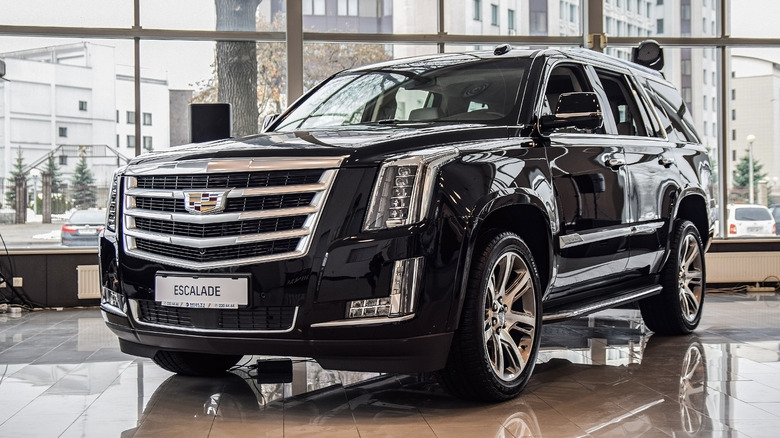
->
[190,103,232,143]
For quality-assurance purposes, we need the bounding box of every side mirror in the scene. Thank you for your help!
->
[539,92,603,132]
[261,113,280,132]
[0,59,7,81]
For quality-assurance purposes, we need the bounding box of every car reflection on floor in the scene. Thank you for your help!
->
[0,292,779,437]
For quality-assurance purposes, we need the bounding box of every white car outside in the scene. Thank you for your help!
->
[727,204,776,237]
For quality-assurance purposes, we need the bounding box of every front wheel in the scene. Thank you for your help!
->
[438,230,542,402]
[640,220,706,335]
[152,350,244,376]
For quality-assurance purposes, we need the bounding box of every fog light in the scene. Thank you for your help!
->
[346,257,424,319]
[101,286,127,315]
[348,298,391,318]
[389,257,424,316]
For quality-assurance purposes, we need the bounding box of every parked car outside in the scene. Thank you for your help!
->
[61,209,106,246]
[99,42,714,401]
[769,204,780,235]
[727,204,776,237]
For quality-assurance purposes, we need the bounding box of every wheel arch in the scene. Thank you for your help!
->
[673,191,710,248]
[447,195,553,332]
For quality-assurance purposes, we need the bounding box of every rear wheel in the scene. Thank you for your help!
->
[640,220,705,335]
[152,350,243,376]
[439,230,542,401]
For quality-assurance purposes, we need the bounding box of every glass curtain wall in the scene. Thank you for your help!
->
[0,0,777,248]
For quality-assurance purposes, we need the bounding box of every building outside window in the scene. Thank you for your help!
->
[508,9,515,31]
[127,111,135,124]
[473,0,482,21]
[79,100,87,111]
[127,135,136,148]
[491,4,499,26]
[529,0,548,35]
[303,0,325,15]
[58,127,67,137]
[338,0,358,16]
[143,112,152,126]
[143,136,153,151]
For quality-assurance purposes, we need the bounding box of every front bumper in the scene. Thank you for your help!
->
[103,305,453,373]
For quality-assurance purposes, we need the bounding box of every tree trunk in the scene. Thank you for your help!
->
[215,0,260,137]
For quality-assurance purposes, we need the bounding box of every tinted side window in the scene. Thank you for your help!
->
[643,78,700,143]
[542,64,591,116]
[594,69,647,136]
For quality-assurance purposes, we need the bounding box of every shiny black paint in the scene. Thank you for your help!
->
[99,47,712,374]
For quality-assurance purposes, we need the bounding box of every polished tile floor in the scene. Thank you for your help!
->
[0,292,779,437]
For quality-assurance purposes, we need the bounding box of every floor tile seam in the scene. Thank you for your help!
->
[409,404,439,438]
[0,393,37,429]
[705,379,780,405]
[31,334,81,367]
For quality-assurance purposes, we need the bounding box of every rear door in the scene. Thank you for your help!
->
[590,68,679,276]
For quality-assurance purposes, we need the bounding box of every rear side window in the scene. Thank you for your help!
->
[594,69,648,136]
[735,207,773,221]
[643,78,700,143]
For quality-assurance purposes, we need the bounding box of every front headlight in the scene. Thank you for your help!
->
[363,148,457,231]
[105,166,126,232]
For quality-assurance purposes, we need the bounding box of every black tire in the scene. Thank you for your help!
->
[438,230,543,402]
[640,220,705,335]
[152,350,243,376]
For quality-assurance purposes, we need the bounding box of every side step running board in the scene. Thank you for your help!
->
[542,285,662,323]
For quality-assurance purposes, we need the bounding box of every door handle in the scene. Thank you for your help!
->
[605,157,625,168]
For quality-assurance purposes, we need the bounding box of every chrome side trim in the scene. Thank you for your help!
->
[542,285,661,323]
[310,313,416,328]
[128,300,299,334]
[559,221,664,249]
[559,227,632,249]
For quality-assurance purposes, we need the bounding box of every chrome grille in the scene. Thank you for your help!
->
[122,157,343,269]
[135,169,323,190]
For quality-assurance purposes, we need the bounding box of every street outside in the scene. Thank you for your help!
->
[0,209,96,249]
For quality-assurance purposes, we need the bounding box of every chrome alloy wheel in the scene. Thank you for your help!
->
[483,251,538,382]
[677,233,704,324]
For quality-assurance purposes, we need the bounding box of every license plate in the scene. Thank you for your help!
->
[79,228,97,235]
[155,272,249,309]
[747,227,762,233]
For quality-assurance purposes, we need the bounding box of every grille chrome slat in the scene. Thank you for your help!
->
[126,221,311,247]
[126,205,318,224]
[126,182,331,199]
[122,157,343,269]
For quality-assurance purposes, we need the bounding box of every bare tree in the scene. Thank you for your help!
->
[215,0,260,137]
[194,7,391,128]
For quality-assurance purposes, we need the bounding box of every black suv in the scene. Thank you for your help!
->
[99,43,715,401]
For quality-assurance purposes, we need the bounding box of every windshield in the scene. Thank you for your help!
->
[275,57,530,131]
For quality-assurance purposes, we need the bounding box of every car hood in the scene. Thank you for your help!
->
[127,124,514,168]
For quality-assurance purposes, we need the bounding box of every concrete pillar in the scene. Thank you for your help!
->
[42,172,52,224]
[14,175,26,224]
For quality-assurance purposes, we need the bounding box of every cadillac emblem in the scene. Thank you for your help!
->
[183,189,231,214]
